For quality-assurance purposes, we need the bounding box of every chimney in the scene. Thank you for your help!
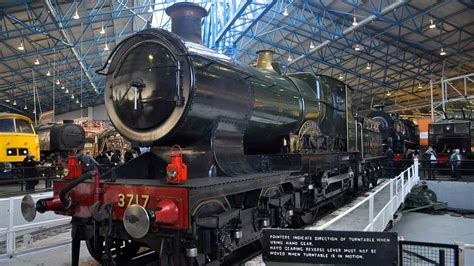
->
[165,2,208,44]
[256,50,276,72]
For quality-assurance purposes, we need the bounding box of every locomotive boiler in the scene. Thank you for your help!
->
[36,121,86,158]
[21,3,386,265]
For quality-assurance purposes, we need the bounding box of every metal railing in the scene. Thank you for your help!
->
[314,158,420,231]
[400,240,459,266]
[385,158,474,180]
[0,192,71,258]
[0,164,118,197]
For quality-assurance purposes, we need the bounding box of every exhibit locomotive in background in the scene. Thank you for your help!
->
[20,3,418,265]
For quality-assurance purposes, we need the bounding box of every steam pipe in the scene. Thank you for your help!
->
[59,171,95,209]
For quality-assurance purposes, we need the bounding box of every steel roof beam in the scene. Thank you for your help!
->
[214,0,252,46]
[242,15,426,99]
[43,0,97,92]
[288,0,407,66]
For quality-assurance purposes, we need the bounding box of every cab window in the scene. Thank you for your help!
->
[454,123,468,134]
[429,125,443,134]
[15,119,34,134]
[0,118,15,132]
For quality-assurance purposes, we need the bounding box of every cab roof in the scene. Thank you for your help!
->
[0,113,33,124]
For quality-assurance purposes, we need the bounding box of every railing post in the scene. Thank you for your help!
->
[401,171,405,197]
[439,249,446,266]
[413,158,419,182]
[369,195,374,230]
[7,197,15,257]
[408,167,412,187]
[390,179,394,213]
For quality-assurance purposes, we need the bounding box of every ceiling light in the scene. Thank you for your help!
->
[65,89,69,93]
[13,100,17,106]
[283,7,288,16]
[18,41,25,51]
[429,19,436,29]
[80,103,83,108]
[24,105,28,110]
[99,26,105,35]
[56,79,60,85]
[310,41,315,49]
[5,99,10,103]
[352,17,358,26]
[76,99,79,104]
[387,92,391,96]
[418,84,422,89]
[34,57,40,65]
[354,44,361,51]
[61,86,65,90]
[440,48,446,56]
[288,55,292,61]
[32,110,36,114]
[366,63,371,70]
[71,94,75,99]
[73,10,80,20]
[338,74,344,80]
[104,43,109,51]
[46,70,51,76]
[148,5,153,13]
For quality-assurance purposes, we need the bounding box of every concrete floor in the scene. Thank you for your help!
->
[390,212,474,265]
[0,235,97,266]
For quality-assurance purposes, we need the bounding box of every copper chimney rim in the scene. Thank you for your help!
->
[165,2,208,44]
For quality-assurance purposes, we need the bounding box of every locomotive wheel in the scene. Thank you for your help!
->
[85,237,141,263]
[422,189,437,202]
[371,177,378,188]
[191,198,231,264]
[331,194,345,208]
[258,185,284,205]
[192,197,231,218]
[298,208,319,226]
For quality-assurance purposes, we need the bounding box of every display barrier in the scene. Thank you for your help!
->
[310,158,420,232]
[385,158,474,180]
[0,192,71,257]
[399,240,459,266]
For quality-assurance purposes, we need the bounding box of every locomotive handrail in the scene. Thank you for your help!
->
[95,33,139,76]
[95,29,190,76]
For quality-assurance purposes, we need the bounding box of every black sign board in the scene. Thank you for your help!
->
[262,229,397,265]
